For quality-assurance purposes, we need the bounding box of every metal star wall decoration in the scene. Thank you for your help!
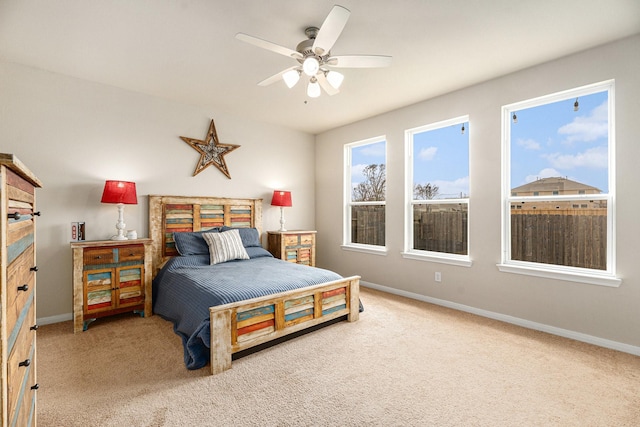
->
[180,119,240,179]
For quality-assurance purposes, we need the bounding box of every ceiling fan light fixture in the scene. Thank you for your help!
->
[326,70,344,89]
[282,69,300,88]
[307,78,321,98]
[302,57,320,76]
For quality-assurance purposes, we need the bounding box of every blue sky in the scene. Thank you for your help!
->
[412,123,469,199]
[511,91,609,193]
[351,89,609,197]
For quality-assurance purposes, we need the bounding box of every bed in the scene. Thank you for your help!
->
[148,195,360,375]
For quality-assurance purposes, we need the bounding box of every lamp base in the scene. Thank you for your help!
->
[278,206,287,232]
[111,203,129,240]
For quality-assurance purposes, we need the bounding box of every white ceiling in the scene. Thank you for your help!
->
[1,0,639,134]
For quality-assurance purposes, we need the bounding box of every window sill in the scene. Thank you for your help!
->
[497,263,622,287]
[401,251,472,267]
[341,244,388,256]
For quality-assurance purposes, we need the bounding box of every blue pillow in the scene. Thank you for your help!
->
[245,246,273,259]
[173,228,221,256]
[220,226,261,248]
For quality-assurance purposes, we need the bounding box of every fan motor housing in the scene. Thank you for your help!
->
[296,29,330,64]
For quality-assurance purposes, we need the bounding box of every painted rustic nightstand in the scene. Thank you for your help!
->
[71,238,153,333]
[267,230,316,266]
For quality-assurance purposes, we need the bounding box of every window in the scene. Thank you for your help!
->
[500,80,619,286]
[343,137,386,253]
[403,116,471,266]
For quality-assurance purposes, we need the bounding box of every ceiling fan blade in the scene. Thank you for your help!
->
[257,66,300,86]
[316,73,339,96]
[312,5,350,55]
[235,33,303,59]
[327,55,392,68]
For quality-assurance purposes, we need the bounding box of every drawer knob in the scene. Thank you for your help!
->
[17,284,29,292]
[8,212,21,220]
[30,324,39,331]
[95,255,102,259]
[31,383,39,390]
[33,211,41,216]
[19,359,31,367]
[30,266,39,272]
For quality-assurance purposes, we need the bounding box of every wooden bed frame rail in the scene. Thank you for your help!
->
[210,276,360,374]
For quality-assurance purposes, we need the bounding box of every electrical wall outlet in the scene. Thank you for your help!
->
[435,272,442,282]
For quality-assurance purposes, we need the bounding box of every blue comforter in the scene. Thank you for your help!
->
[153,249,345,369]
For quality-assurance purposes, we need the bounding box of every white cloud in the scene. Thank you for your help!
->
[516,138,541,150]
[359,143,386,157]
[558,101,608,143]
[543,146,608,170]
[418,146,438,161]
[432,176,469,198]
[351,163,367,182]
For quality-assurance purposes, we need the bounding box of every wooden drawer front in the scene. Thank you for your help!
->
[6,245,35,338]
[83,247,115,265]
[118,244,145,263]
[8,299,36,423]
[284,235,299,247]
[299,234,314,246]
[11,361,36,427]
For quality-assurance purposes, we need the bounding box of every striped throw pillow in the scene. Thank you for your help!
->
[203,229,250,265]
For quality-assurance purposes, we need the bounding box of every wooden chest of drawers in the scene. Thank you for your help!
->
[71,239,153,333]
[267,230,316,266]
[1,154,42,427]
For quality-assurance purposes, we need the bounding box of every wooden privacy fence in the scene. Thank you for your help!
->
[511,209,607,270]
[351,205,385,246]
[352,206,606,270]
[413,210,467,255]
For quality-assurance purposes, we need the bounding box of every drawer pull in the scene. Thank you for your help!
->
[19,359,31,368]
[34,211,41,216]
[30,324,39,331]
[30,266,39,272]
[8,212,21,220]
[31,384,39,391]
[17,284,29,292]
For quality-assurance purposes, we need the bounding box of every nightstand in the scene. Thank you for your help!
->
[71,239,153,333]
[267,230,316,266]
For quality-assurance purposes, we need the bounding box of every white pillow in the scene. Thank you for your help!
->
[203,229,250,265]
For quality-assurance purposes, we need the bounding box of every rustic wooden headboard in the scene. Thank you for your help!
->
[148,195,263,277]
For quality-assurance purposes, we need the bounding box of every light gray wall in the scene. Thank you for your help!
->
[1,60,316,320]
[315,35,640,350]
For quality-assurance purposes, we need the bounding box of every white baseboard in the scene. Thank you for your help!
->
[37,313,72,326]
[361,281,640,357]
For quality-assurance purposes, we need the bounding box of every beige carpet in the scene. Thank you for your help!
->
[37,287,640,426]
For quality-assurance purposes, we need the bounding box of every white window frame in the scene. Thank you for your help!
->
[402,116,472,267]
[342,136,388,255]
[498,80,620,287]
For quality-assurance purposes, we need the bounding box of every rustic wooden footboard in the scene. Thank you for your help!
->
[209,275,360,374]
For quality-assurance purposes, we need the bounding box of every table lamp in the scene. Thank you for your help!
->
[101,180,137,240]
[270,190,292,232]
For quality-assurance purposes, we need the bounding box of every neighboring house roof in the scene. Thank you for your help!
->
[511,177,601,194]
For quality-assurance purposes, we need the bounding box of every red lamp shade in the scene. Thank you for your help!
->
[100,180,138,205]
[270,190,292,207]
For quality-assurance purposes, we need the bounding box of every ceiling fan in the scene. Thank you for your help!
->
[235,5,391,98]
